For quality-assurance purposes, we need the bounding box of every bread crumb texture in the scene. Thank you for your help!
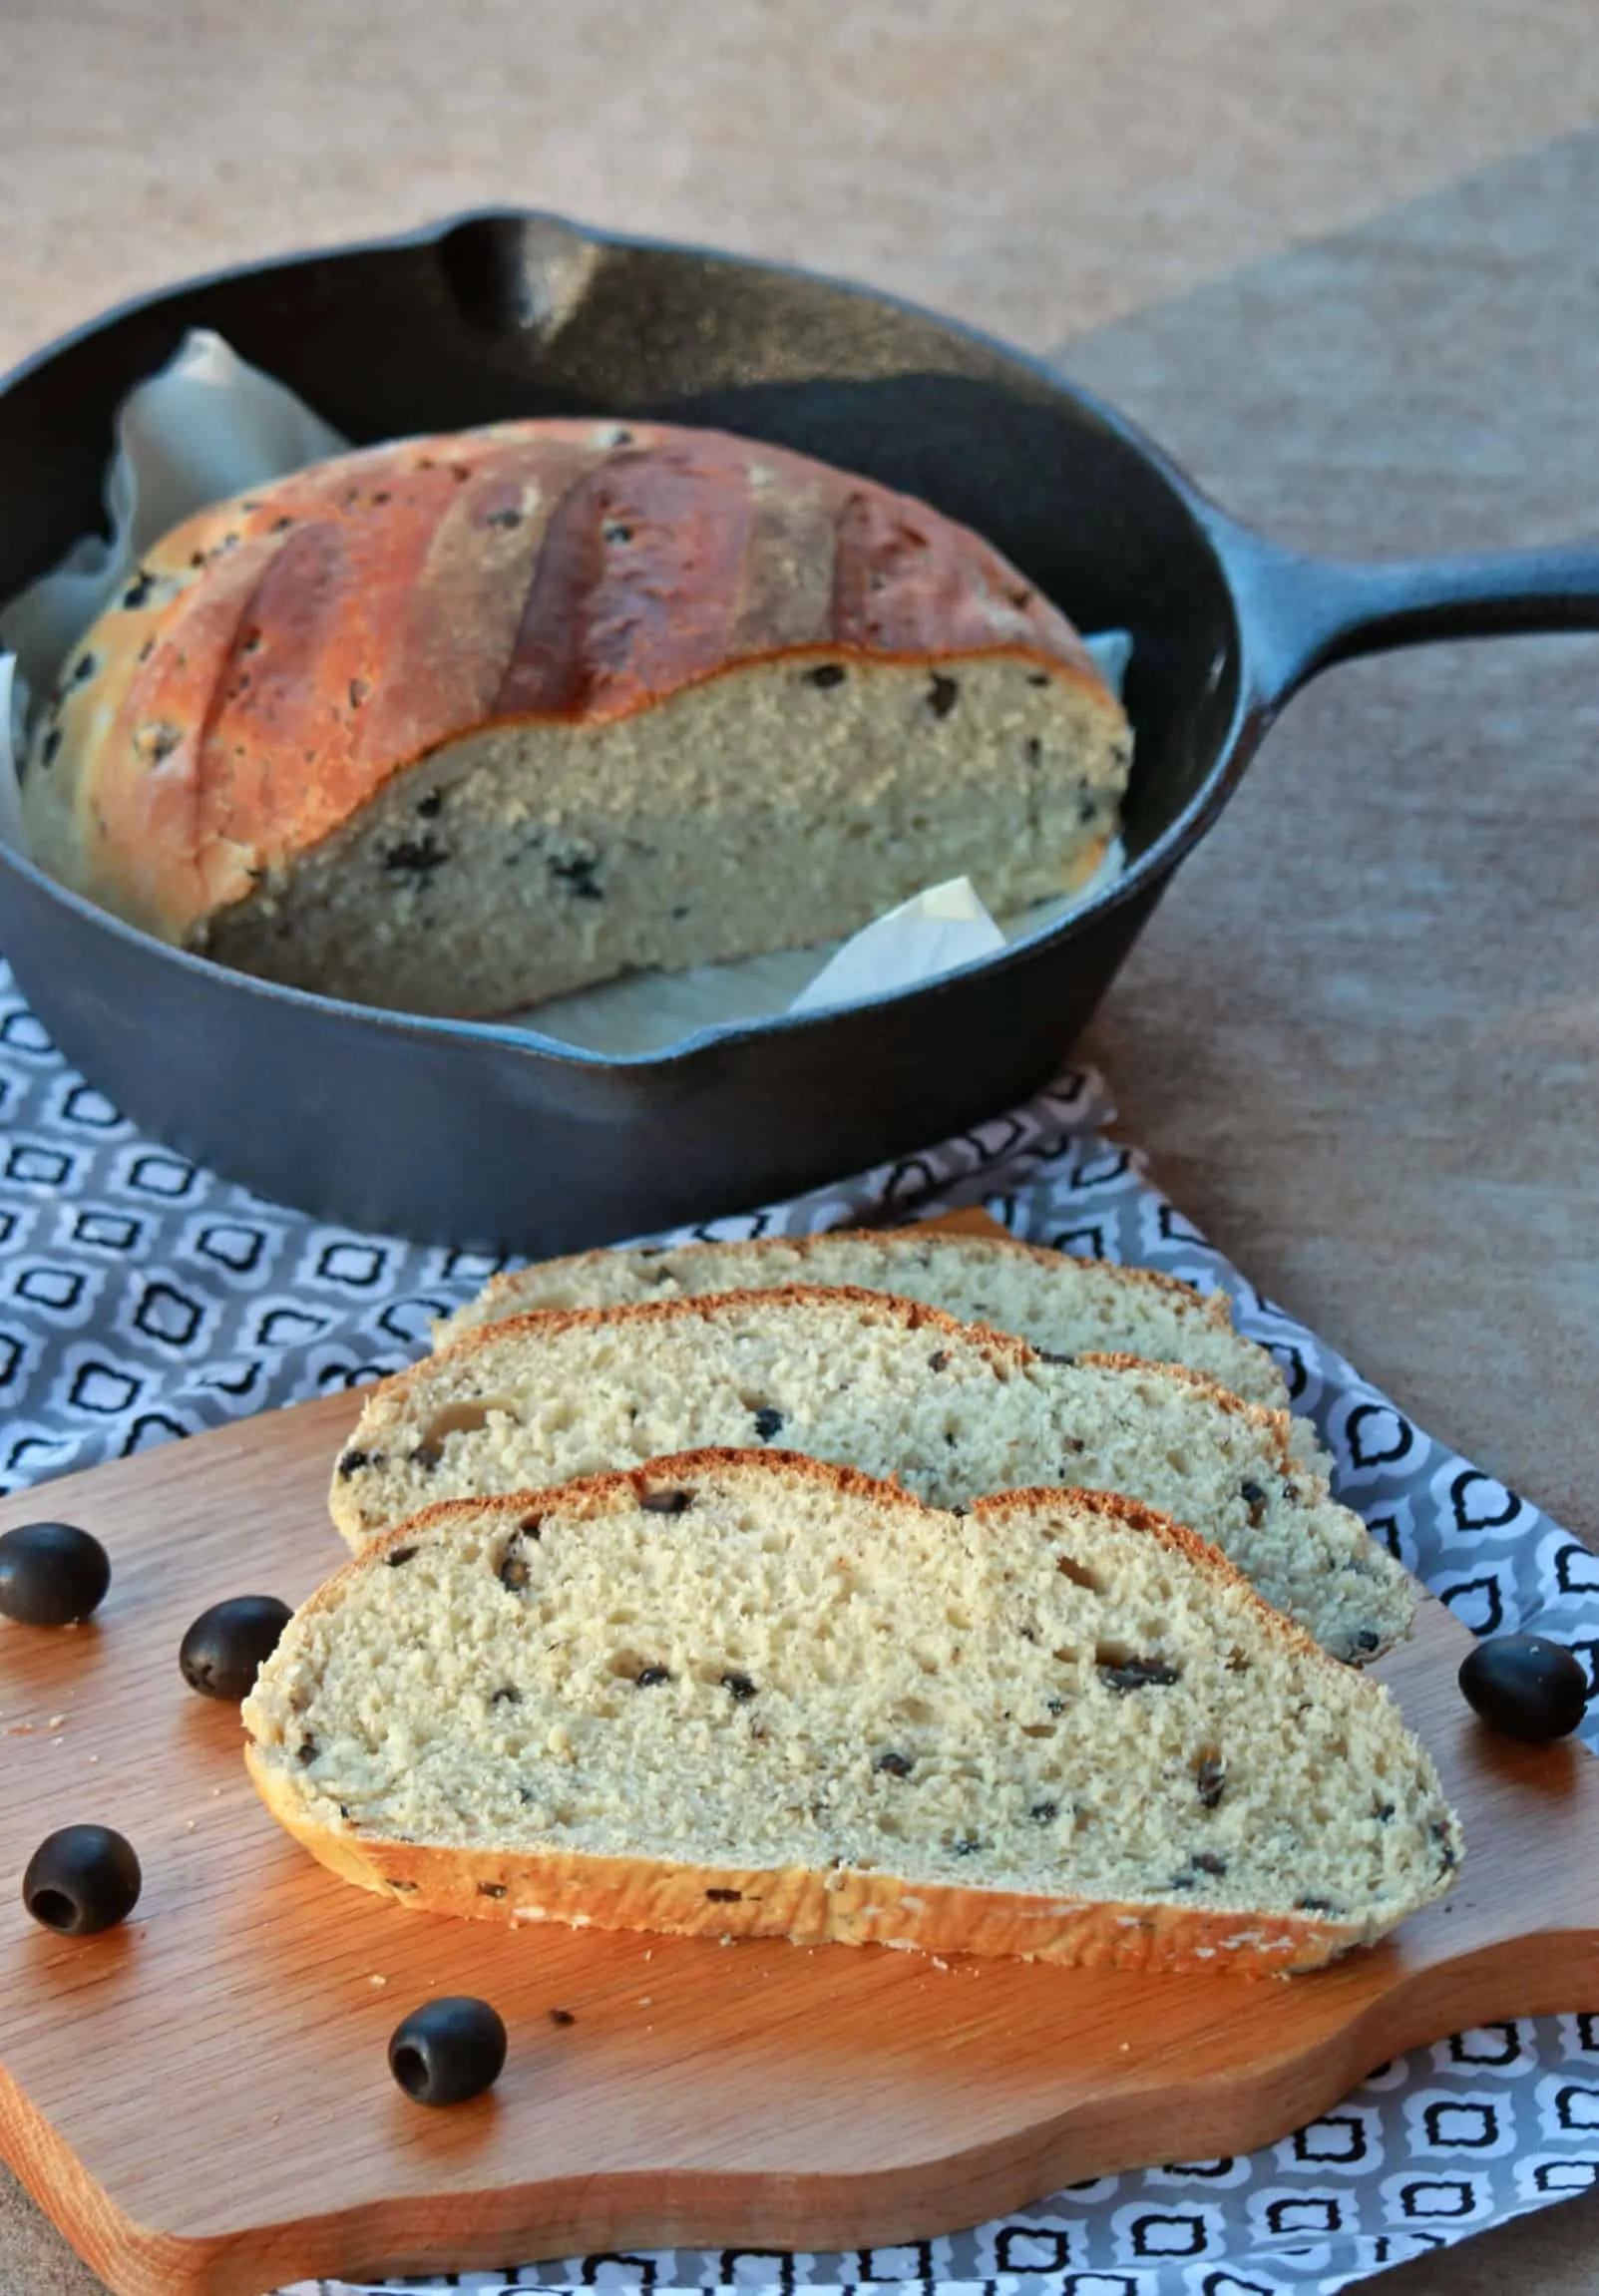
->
[437,1227,1289,1412]
[334,1285,1413,1662]
[247,1454,1460,1974]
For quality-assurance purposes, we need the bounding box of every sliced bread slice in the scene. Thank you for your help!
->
[331,1286,1413,1661]
[250,1451,1460,1974]
[435,1228,1292,1415]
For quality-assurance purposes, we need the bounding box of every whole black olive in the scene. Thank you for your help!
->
[1458,1633,1589,1743]
[0,1522,111,1626]
[180,1596,294,1701]
[23,1825,142,1934]
[388,1997,508,2107]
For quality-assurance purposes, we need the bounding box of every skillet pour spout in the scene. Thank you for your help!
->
[0,207,1595,1253]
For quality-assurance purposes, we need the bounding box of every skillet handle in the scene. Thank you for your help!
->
[1224,528,1599,707]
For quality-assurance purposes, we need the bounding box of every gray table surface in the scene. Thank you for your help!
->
[2,2,1597,2288]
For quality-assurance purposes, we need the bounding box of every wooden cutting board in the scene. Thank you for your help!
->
[1,1215,1596,2296]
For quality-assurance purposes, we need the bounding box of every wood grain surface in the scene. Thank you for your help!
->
[3,5,1598,2292]
[0,1361,1590,2296]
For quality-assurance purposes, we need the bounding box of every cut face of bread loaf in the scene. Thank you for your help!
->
[436,1227,1292,1412]
[332,1286,1414,1662]
[248,1452,1459,1974]
[20,420,1131,1017]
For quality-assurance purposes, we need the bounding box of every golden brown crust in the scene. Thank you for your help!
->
[250,1451,1370,1975]
[24,419,1119,945]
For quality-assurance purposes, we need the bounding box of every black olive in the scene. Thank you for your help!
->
[388,1996,507,2107]
[23,1824,142,1934]
[1097,1656,1181,1693]
[180,1595,294,1701]
[1458,1634,1589,1743]
[640,1488,692,1515]
[0,1521,111,1626]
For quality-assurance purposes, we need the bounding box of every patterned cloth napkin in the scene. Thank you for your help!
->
[1,953,1596,2296]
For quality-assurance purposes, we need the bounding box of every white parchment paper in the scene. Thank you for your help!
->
[0,333,1129,1051]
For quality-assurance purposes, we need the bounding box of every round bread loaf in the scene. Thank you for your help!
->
[20,419,1131,1016]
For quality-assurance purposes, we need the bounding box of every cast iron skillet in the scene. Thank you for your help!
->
[1,209,1596,1253]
